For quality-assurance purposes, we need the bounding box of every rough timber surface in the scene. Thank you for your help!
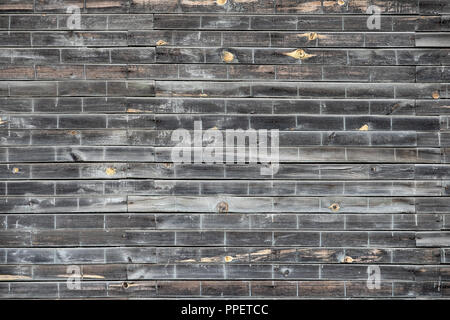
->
[0,0,449,299]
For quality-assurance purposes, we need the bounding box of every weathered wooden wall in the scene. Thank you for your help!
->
[0,0,449,299]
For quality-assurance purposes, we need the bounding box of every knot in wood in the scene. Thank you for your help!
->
[156,40,168,46]
[282,49,315,60]
[359,124,369,131]
[105,167,116,176]
[329,203,340,212]
[221,50,234,63]
[432,91,440,99]
[308,32,318,40]
[217,201,229,213]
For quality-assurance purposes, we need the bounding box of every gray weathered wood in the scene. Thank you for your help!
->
[0,0,448,300]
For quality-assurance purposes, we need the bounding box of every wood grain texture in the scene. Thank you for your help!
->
[0,0,449,300]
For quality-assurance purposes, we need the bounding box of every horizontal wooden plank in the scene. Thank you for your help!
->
[0,81,446,99]
[4,47,450,66]
[416,232,450,247]
[0,146,441,163]
[2,163,449,180]
[0,213,444,231]
[0,247,440,265]
[18,0,420,15]
[0,98,425,115]
[11,128,420,147]
[124,263,444,281]
[0,114,440,130]
[416,33,450,47]
[0,280,443,298]
[0,180,445,197]
[150,15,450,32]
[0,229,421,248]
[127,196,416,213]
